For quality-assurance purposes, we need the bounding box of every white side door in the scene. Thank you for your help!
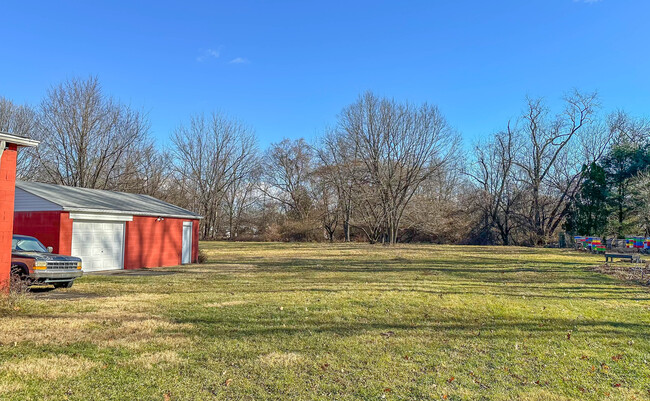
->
[182,222,192,264]
[71,221,125,272]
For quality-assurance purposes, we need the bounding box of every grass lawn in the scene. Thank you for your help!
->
[1,243,649,400]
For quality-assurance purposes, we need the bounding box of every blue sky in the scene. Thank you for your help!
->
[1,0,649,149]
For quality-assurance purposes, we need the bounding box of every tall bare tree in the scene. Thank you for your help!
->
[513,92,599,244]
[260,138,315,221]
[467,128,522,245]
[223,156,259,240]
[35,76,151,190]
[318,130,356,241]
[338,92,460,244]
[172,112,257,239]
[311,164,340,242]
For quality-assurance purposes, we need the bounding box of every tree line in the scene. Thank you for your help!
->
[2,76,649,244]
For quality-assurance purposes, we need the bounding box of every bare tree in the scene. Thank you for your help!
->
[223,157,259,240]
[608,110,650,144]
[311,164,340,242]
[513,91,599,244]
[35,76,151,190]
[119,145,174,200]
[0,97,40,180]
[172,112,257,239]
[467,128,523,245]
[260,138,315,221]
[338,92,460,244]
[318,130,356,241]
[402,160,468,243]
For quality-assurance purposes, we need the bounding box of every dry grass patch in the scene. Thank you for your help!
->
[0,312,192,349]
[205,300,249,308]
[0,293,192,348]
[127,351,183,369]
[0,382,24,394]
[258,352,305,367]
[1,355,97,380]
[107,334,193,351]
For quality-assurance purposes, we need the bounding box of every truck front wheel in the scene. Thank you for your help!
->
[53,281,74,289]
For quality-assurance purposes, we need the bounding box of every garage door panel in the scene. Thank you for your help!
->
[71,221,125,272]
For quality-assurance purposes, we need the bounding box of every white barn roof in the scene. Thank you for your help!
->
[15,181,201,219]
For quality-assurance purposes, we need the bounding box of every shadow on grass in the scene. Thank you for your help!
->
[170,311,650,342]
[183,254,645,299]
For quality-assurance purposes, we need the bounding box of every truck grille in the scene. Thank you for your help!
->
[46,261,78,270]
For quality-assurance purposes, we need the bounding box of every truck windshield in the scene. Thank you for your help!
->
[12,237,48,253]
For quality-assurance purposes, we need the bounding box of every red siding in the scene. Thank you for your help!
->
[59,212,73,255]
[13,211,73,254]
[193,219,199,262]
[0,144,18,288]
[124,216,200,269]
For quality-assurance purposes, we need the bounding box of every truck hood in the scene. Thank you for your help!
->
[11,252,82,263]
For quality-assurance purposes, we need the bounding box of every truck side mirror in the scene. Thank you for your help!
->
[47,246,53,253]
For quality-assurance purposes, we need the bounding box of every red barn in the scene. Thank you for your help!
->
[14,181,201,272]
[0,133,39,288]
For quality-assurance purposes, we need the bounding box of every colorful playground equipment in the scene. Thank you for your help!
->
[625,236,648,249]
[636,237,644,249]
[590,238,606,253]
[575,235,650,253]
[574,236,605,253]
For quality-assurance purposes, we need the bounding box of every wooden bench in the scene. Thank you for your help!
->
[605,253,641,263]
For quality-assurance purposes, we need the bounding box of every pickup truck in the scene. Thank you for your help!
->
[11,234,83,289]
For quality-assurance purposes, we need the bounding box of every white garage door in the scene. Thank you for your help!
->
[71,221,125,272]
